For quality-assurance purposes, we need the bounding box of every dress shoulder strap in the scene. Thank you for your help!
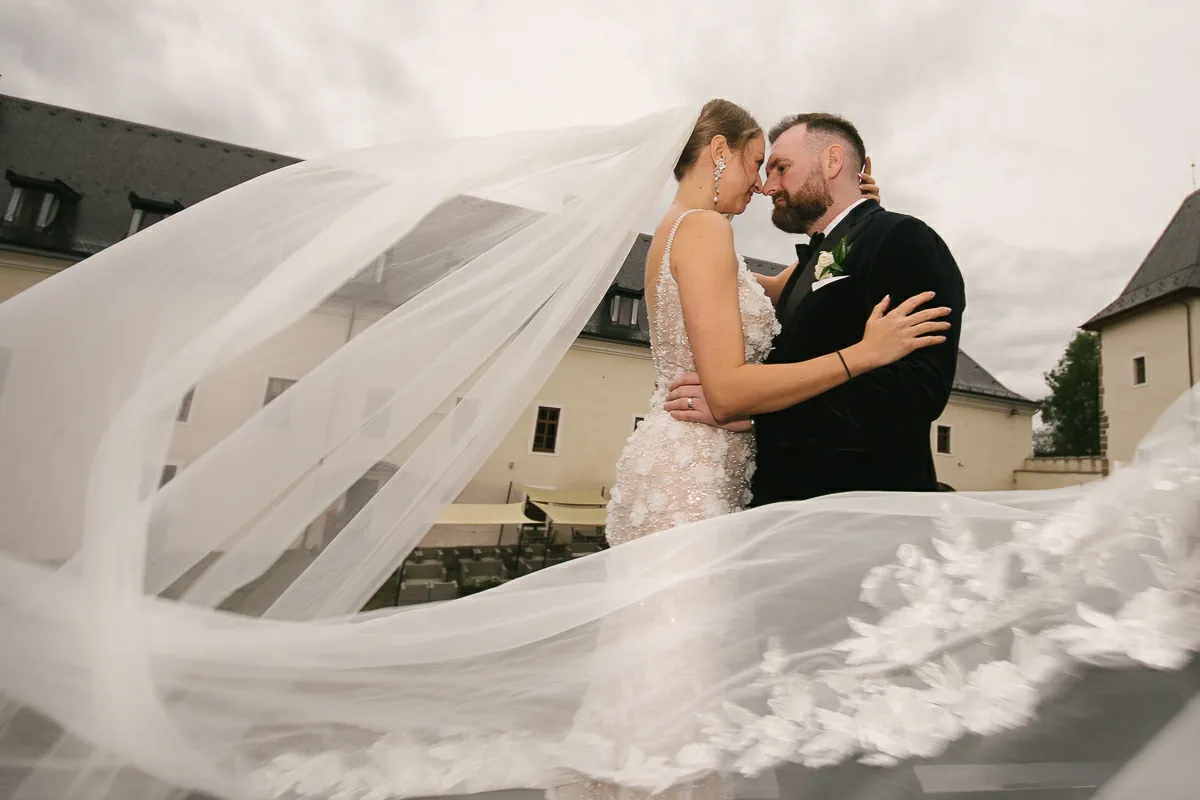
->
[662,208,705,265]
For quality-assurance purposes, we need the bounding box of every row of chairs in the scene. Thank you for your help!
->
[364,538,609,611]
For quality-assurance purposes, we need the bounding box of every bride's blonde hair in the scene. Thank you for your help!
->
[672,98,761,181]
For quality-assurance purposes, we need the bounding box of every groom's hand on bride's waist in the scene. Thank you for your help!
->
[664,373,753,432]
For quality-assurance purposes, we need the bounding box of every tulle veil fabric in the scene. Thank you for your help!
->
[0,104,1198,800]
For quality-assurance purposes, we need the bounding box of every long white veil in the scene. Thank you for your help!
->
[0,104,1198,800]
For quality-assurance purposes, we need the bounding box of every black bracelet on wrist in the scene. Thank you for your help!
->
[836,350,853,380]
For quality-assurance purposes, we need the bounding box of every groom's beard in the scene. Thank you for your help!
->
[771,167,832,234]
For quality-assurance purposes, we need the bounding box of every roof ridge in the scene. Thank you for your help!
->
[1120,189,1200,294]
[0,93,297,163]
[1085,189,1200,329]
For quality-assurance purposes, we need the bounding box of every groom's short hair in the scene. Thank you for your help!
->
[769,113,866,169]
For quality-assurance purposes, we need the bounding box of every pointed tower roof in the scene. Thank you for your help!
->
[1084,190,1200,329]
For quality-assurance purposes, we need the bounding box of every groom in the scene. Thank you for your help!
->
[668,113,965,504]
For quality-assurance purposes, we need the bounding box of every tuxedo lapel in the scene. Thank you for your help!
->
[775,256,818,320]
[779,200,883,322]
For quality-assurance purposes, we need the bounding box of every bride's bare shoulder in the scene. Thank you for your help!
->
[645,209,734,282]
[668,210,735,269]
[649,208,731,253]
[672,208,731,239]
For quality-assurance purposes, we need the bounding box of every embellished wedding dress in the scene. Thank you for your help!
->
[605,208,780,544]
[548,209,779,800]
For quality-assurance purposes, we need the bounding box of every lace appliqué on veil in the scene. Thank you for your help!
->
[692,480,1200,776]
[249,473,1200,799]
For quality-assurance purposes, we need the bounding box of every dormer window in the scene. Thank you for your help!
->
[3,170,80,231]
[127,192,184,237]
[609,290,641,327]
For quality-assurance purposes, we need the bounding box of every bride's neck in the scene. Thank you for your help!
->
[673,173,718,212]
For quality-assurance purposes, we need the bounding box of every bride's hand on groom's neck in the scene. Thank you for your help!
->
[858,157,879,201]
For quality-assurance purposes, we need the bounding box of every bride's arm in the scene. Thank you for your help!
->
[671,211,948,424]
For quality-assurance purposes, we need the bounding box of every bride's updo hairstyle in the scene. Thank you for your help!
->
[673,99,761,181]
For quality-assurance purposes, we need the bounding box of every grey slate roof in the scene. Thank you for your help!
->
[0,92,1033,406]
[0,94,298,258]
[953,351,1037,405]
[1084,189,1200,329]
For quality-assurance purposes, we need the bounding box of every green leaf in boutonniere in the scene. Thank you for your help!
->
[833,237,849,264]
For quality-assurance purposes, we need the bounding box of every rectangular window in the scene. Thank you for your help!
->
[532,406,561,454]
[177,388,195,423]
[936,424,953,455]
[127,207,172,236]
[126,193,182,237]
[4,187,58,230]
[263,377,297,406]
[609,294,640,327]
[1133,355,1147,386]
[160,464,178,486]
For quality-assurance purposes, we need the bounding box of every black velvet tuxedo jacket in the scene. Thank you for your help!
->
[750,200,965,506]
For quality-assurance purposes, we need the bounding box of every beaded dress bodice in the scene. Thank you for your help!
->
[604,209,780,545]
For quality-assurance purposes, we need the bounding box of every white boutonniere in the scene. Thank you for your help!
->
[814,238,851,282]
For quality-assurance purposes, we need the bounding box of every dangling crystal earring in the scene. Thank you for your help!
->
[713,158,726,206]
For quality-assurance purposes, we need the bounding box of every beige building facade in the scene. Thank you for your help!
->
[1085,190,1200,467]
[931,392,1038,492]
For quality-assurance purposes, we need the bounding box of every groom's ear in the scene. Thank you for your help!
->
[824,143,849,180]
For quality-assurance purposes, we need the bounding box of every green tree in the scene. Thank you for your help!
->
[1036,330,1101,456]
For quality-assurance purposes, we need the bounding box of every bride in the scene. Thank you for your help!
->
[0,100,1198,800]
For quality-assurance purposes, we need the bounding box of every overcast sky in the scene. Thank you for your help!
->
[3,0,1198,397]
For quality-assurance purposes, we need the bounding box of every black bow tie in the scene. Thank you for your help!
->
[794,232,826,265]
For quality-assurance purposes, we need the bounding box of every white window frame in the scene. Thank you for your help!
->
[128,207,175,237]
[1132,353,1147,387]
[3,186,23,222]
[935,424,954,456]
[127,208,146,236]
[609,294,640,327]
[529,404,563,456]
[34,192,58,229]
